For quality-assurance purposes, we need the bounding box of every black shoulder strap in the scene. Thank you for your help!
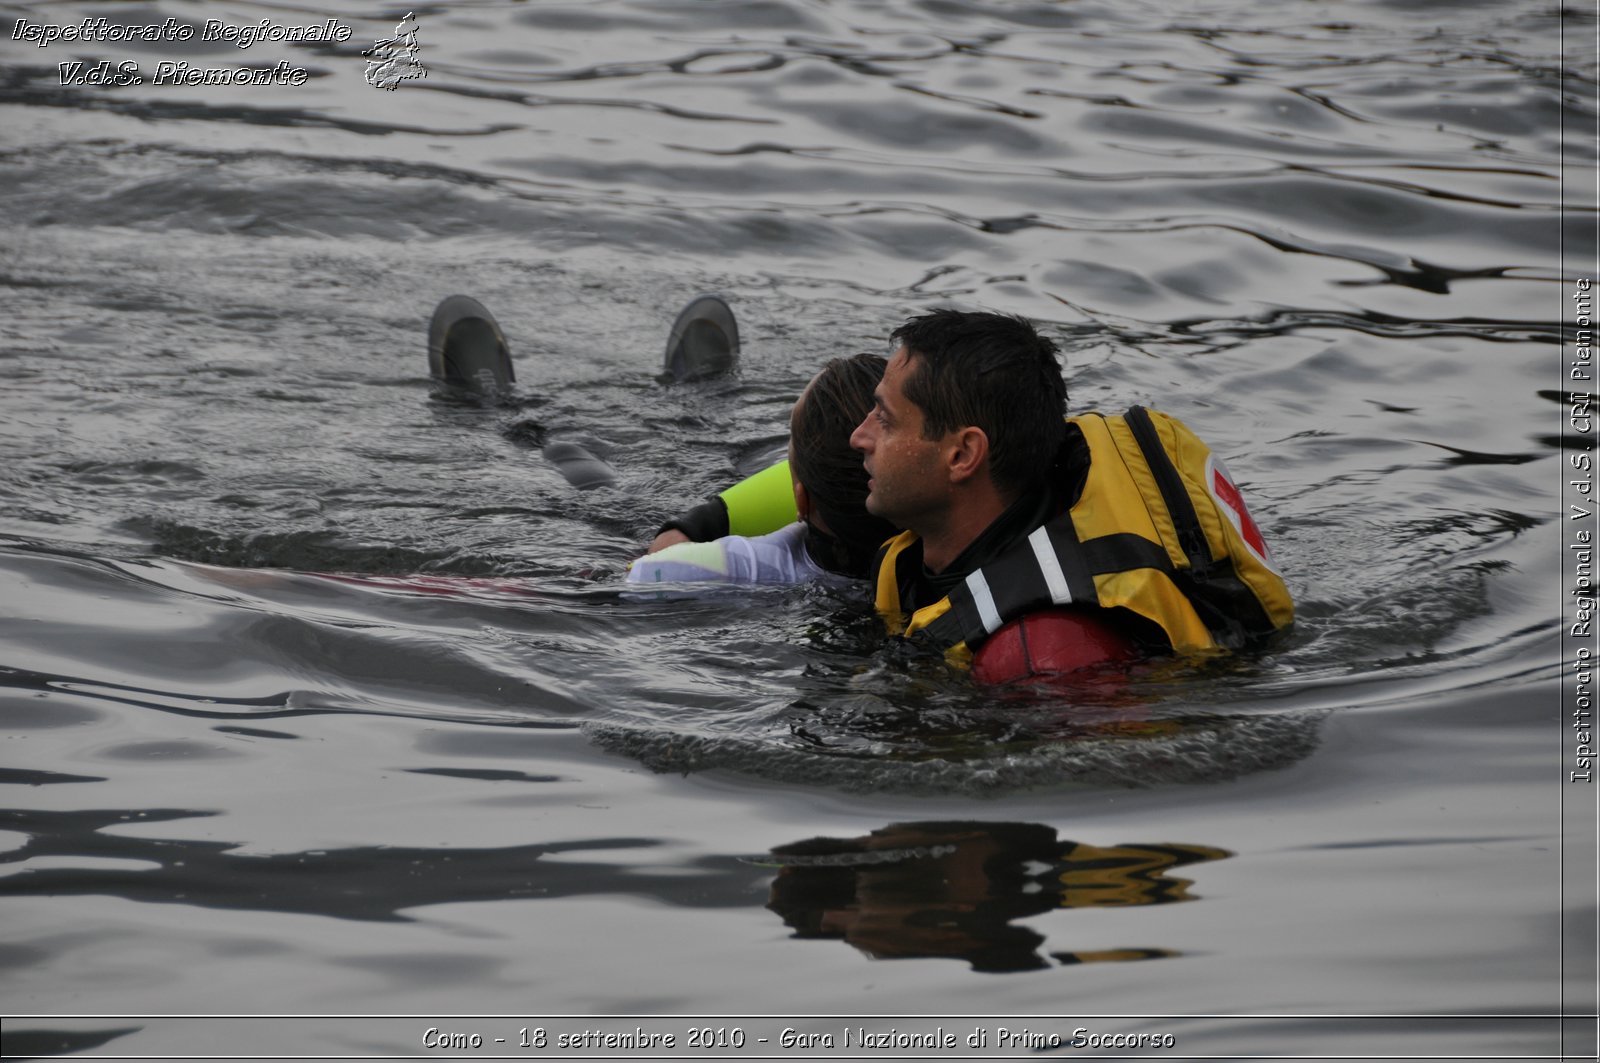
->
[1123,405,1280,648]
[1124,405,1211,571]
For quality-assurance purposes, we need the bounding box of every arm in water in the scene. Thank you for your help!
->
[647,459,798,553]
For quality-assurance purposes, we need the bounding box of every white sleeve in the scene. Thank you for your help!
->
[627,522,826,586]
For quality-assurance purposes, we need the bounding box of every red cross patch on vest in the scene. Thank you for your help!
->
[1205,454,1277,574]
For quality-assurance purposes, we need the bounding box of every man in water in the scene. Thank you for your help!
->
[849,309,1293,674]
[850,311,1070,615]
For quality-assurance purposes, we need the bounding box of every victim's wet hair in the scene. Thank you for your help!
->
[790,353,899,577]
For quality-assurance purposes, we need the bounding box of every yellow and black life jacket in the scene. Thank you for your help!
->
[873,405,1294,662]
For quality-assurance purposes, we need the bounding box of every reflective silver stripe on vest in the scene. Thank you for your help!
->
[1029,525,1073,605]
[964,569,1003,635]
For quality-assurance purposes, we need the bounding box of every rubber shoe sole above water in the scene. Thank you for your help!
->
[663,294,739,383]
[428,295,515,394]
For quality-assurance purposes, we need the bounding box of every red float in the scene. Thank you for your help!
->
[971,606,1141,685]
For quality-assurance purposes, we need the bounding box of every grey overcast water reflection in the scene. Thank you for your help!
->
[0,0,1591,1058]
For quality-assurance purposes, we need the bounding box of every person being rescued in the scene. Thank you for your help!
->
[628,352,896,587]
[648,308,1293,685]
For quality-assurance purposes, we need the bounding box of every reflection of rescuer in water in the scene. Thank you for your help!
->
[761,821,1228,973]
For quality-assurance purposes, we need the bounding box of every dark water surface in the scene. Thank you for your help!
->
[0,0,1593,1058]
